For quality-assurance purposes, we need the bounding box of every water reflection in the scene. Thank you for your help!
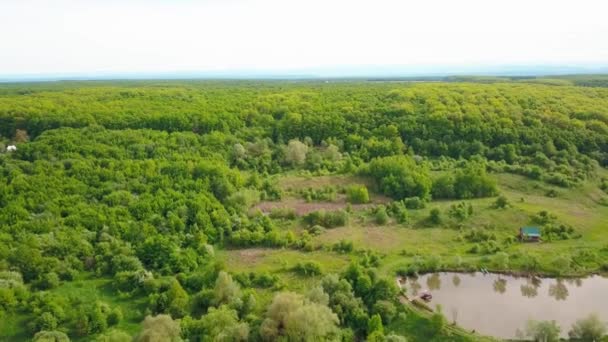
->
[520,276,541,298]
[548,280,569,301]
[407,272,608,339]
[493,278,507,294]
[520,283,538,298]
[452,275,461,287]
[427,273,441,290]
[409,279,421,296]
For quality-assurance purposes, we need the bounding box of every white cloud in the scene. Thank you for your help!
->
[1,0,607,74]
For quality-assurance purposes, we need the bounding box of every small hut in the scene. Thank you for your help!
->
[519,226,541,242]
[6,145,17,152]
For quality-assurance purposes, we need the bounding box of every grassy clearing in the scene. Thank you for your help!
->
[228,172,608,280]
[217,248,350,290]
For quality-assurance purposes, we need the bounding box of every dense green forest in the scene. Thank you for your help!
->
[1,80,608,341]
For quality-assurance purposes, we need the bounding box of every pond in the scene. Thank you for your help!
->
[402,272,608,339]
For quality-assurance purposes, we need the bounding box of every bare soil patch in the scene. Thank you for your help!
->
[253,194,390,216]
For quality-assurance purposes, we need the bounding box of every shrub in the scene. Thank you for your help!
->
[367,156,432,200]
[374,206,389,225]
[403,197,426,209]
[303,210,348,228]
[346,185,370,204]
[107,308,123,326]
[428,208,442,225]
[493,195,509,209]
[332,240,354,254]
[269,207,297,220]
[531,210,557,225]
[299,186,337,202]
[448,202,473,220]
[292,262,322,276]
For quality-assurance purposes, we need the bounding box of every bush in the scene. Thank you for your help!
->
[448,202,473,220]
[531,210,557,225]
[269,207,297,220]
[35,272,60,290]
[298,186,337,202]
[493,195,509,209]
[432,163,497,199]
[428,208,442,225]
[332,240,354,254]
[403,197,426,209]
[543,223,576,241]
[346,185,370,204]
[107,308,123,326]
[374,206,389,225]
[292,262,322,276]
[303,210,348,228]
[367,156,432,200]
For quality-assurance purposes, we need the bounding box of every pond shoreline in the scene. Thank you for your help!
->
[397,271,608,339]
[402,267,607,280]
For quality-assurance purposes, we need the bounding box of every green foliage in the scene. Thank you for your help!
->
[403,197,426,209]
[298,185,337,202]
[448,202,473,221]
[292,261,323,276]
[303,209,348,228]
[367,156,432,200]
[368,313,384,335]
[346,184,370,204]
[260,291,339,341]
[428,208,442,225]
[493,195,510,209]
[374,206,390,225]
[524,320,561,342]
[2,80,608,341]
[568,313,607,341]
[332,240,354,254]
[32,331,70,342]
[134,315,182,342]
[182,305,249,342]
[213,271,241,307]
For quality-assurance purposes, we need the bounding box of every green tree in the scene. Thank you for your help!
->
[568,313,607,341]
[95,329,132,342]
[525,320,561,342]
[134,315,182,342]
[285,139,309,166]
[213,271,241,307]
[368,313,384,335]
[260,292,338,341]
[32,331,70,342]
[199,306,249,341]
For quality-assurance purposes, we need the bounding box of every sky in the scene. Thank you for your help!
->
[1,0,608,76]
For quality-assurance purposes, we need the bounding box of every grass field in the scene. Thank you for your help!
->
[221,171,608,284]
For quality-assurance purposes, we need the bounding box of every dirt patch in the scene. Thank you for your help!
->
[233,248,268,265]
[278,175,375,191]
[253,195,390,216]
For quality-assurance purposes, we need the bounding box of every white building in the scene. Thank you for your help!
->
[6,145,17,152]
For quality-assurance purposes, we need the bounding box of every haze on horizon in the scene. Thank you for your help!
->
[1,0,608,77]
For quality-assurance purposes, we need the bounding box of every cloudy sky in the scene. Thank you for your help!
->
[1,0,607,76]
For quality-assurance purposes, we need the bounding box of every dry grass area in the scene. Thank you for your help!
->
[253,194,389,215]
[277,174,375,190]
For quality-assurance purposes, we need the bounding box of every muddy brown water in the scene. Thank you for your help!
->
[402,272,608,339]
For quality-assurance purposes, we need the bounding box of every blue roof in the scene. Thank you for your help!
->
[521,226,541,236]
